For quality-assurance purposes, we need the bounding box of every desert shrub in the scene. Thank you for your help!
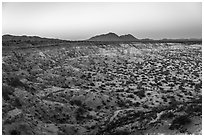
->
[2,85,14,100]
[70,100,82,106]
[3,122,33,135]
[112,129,131,135]
[133,102,140,107]
[161,111,175,119]
[127,94,134,99]
[133,90,146,99]
[186,103,202,115]
[75,107,86,121]
[6,76,27,88]
[169,115,191,130]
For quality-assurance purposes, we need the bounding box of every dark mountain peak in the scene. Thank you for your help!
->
[107,32,118,35]
[100,32,119,37]
[119,34,138,41]
[88,32,138,41]
[88,32,120,41]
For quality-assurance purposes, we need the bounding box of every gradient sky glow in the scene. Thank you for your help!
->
[2,2,202,40]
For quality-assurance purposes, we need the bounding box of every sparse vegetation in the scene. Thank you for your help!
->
[2,36,202,135]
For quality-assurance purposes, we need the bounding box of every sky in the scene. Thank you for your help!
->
[2,2,202,40]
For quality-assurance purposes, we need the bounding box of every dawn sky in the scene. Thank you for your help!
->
[2,2,202,40]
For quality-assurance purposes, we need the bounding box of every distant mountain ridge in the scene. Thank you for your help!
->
[2,34,202,46]
[88,32,138,41]
[2,34,63,42]
[2,34,67,47]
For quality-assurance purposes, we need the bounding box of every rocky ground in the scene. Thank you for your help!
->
[2,42,202,135]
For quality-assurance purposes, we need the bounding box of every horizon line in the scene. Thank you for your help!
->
[2,33,202,41]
